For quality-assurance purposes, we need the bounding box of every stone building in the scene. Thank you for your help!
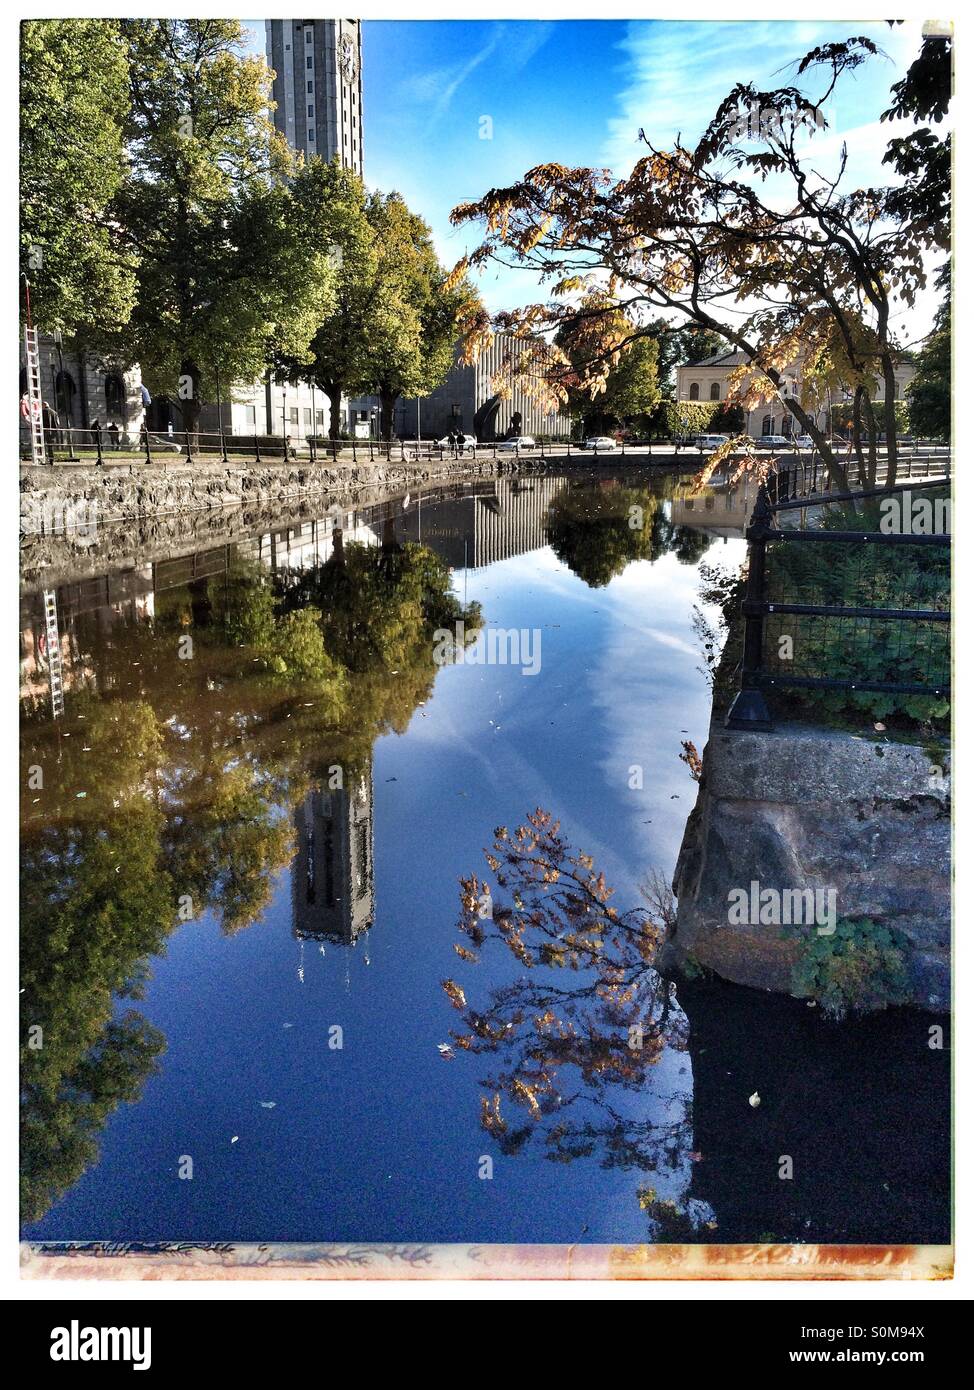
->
[19,336,145,445]
[675,348,916,437]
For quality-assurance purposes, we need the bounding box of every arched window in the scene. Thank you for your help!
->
[688,382,700,400]
[104,372,125,420]
[710,382,720,401]
[761,414,772,436]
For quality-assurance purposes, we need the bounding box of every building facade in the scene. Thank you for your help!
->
[19,336,145,445]
[393,334,573,442]
[675,348,916,437]
[264,19,363,177]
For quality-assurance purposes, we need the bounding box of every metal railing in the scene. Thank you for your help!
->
[19,426,688,468]
[725,476,951,730]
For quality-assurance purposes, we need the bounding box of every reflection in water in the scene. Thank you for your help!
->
[446,810,949,1245]
[19,471,948,1245]
[21,518,478,1223]
[293,769,375,946]
[444,811,691,1181]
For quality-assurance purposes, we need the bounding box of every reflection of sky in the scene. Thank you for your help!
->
[25,513,738,1245]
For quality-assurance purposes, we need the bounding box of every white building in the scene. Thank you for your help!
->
[675,348,916,437]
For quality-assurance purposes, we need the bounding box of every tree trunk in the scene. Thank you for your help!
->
[379,388,398,442]
[862,394,880,488]
[780,394,847,491]
[180,357,201,445]
[880,354,899,488]
[851,387,866,485]
[326,384,342,442]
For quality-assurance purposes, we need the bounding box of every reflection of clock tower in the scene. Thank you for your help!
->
[264,19,364,177]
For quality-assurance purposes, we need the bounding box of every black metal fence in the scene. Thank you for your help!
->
[726,477,951,730]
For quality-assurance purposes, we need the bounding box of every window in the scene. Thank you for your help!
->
[104,372,125,419]
[710,382,720,400]
[244,405,256,426]
[761,414,772,435]
[308,105,314,117]
[308,130,315,140]
[315,409,324,429]
[306,28,312,42]
[289,407,299,426]
[307,56,312,68]
[307,81,313,93]
[303,408,312,428]
[688,382,700,400]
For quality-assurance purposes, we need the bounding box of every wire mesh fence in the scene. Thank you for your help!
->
[726,479,951,729]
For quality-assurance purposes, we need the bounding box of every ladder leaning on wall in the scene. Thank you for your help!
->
[24,326,46,467]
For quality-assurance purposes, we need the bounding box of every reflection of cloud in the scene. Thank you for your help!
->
[401,21,553,123]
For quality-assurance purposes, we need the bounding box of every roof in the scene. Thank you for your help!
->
[684,349,750,368]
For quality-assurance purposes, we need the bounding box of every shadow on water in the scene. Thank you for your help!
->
[677,974,950,1246]
[446,808,949,1247]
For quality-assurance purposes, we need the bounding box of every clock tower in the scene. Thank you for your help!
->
[264,19,364,177]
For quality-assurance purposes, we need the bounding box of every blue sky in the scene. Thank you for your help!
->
[244,18,939,342]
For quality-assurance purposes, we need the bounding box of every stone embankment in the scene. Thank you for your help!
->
[665,722,950,1012]
[20,456,512,536]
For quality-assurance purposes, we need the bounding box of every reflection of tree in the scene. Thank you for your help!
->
[442,811,691,1181]
[21,538,482,1222]
[21,702,170,1223]
[547,482,712,588]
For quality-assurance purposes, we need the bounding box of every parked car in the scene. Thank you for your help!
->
[755,434,793,450]
[581,436,618,452]
[691,434,730,451]
[435,433,477,453]
[792,434,816,449]
[147,433,183,453]
[496,435,536,452]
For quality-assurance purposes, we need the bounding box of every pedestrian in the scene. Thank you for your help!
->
[107,421,121,450]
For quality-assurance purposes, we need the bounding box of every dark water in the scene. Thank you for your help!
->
[20,470,949,1246]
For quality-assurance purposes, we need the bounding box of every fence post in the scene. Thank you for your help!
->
[142,427,152,467]
[185,430,194,465]
[94,422,103,467]
[254,430,261,463]
[725,482,774,731]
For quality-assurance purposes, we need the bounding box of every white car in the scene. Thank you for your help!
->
[581,436,618,452]
[792,434,816,449]
[147,433,183,453]
[435,433,477,452]
[691,434,730,451]
[496,435,536,452]
[755,434,793,449]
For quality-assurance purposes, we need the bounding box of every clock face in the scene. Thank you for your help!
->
[339,33,357,82]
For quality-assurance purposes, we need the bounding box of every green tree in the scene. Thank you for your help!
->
[362,193,482,440]
[906,329,949,439]
[113,20,337,435]
[275,159,376,440]
[20,19,136,334]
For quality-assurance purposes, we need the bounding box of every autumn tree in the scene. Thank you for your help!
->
[450,31,951,489]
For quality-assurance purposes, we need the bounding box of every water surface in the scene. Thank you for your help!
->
[20,469,948,1246]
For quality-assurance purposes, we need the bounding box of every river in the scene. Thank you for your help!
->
[20,467,948,1247]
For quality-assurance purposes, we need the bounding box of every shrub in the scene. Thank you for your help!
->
[786,917,911,1019]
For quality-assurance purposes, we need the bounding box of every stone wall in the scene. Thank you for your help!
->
[666,722,950,1011]
[20,457,512,537]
